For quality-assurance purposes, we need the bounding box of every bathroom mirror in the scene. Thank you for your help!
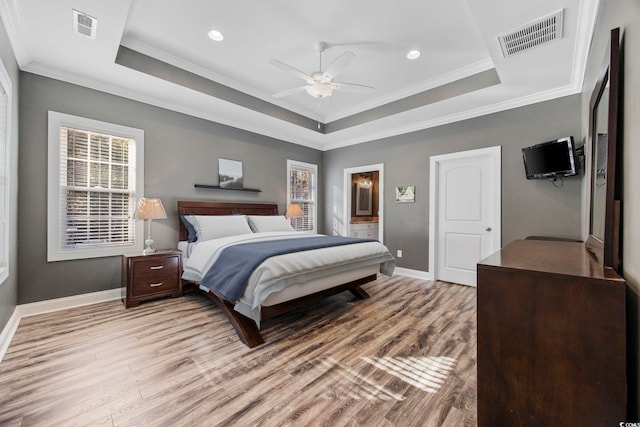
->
[585,27,621,271]
[355,182,373,216]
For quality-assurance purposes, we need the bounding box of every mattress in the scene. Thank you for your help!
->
[182,232,395,325]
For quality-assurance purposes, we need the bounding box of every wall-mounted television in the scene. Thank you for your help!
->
[522,136,578,180]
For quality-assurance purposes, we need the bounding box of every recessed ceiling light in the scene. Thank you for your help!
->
[406,50,421,60]
[208,29,224,42]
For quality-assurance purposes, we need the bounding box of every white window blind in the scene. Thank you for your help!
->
[48,112,144,261]
[288,160,317,232]
[60,127,136,248]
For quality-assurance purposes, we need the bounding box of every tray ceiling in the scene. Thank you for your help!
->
[0,0,598,150]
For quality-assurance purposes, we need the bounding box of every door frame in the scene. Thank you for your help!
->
[343,163,384,243]
[428,146,501,283]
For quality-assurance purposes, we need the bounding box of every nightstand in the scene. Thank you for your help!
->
[122,250,182,308]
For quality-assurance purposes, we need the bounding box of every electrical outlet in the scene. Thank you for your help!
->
[397,249,403,258]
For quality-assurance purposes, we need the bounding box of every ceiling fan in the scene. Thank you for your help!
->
[270,41,375,99]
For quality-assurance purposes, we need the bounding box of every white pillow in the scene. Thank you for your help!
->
[247,215,295,233]
[189,215,254,241]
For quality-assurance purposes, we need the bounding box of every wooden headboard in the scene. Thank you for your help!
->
[177,201,279,241]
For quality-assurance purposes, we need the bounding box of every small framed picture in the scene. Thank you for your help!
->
[218,158,243,189]
[395,186,415,203]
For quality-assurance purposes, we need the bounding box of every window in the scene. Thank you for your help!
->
[47,112,144,261]
[287,159,317,233]
[0,59,11,284]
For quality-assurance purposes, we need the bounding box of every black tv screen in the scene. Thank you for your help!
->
[522,137,577,179]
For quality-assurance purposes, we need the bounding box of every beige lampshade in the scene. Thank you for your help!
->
[285,203,303,218]
[134,198,167,220]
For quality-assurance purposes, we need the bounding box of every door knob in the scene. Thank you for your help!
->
[486,227,492,231]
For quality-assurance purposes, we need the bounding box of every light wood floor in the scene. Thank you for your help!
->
[0,275,477,426]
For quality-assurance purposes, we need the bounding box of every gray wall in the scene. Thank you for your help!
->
[0,15,20,331]
[323,95,583,271]
[6,3,639,414]
[18,73,322,303]
[581,0,640,417]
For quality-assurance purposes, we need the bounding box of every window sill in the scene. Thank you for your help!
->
[47,244,143,262]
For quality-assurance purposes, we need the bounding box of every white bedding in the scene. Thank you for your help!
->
[181,232,395,324]
[177,241,195,260]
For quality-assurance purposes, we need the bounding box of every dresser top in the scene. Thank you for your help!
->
[479,239,624,282]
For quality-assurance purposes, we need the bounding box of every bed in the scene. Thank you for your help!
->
[177,200,395,347]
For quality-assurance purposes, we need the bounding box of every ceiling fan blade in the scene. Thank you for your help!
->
[333,82,375,93]
[272,86,308,98]
[322,51,355,81]
[270,60,313,83]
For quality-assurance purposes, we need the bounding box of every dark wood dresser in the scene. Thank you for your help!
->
[477,239,626,426]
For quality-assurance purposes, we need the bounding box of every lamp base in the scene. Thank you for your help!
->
[143,236,156,255]
[142,246,156,256]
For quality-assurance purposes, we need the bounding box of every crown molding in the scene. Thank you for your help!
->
[23,55,580,154]
[121,37,498,126]
[0,0,32,68]
[320,84,580,151]
[121,36,325,123]
[324,57,496,123]
[22,62,326,151]
[570,0,601,92]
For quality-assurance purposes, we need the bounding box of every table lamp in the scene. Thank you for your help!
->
[134,197,167,255]
[285,203,303,218]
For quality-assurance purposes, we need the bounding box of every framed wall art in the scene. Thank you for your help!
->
[218,158,244,189]
[395,186,415,203]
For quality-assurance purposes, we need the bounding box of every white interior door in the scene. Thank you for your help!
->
[429,147,501,286]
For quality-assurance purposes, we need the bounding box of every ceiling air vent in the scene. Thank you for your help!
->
[72,9,97,39]
[498,9,563,58]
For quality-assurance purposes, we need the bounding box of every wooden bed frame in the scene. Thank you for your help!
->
[177,200,376,348]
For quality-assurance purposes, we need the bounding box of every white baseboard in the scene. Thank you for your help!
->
[394,267,434,281]
[0,288,124,364]
[18,288,124,318]
[0,308,20,364]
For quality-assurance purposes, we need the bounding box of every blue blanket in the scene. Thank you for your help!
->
[200,236,376,301]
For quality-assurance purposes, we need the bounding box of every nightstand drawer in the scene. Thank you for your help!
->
[131,273,179,297]
[132,256,179,278]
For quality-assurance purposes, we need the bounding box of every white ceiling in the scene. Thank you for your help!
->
[0,0,598,150]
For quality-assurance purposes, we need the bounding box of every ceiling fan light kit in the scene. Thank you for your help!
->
[307,84,333,98]
[271,41,375,100]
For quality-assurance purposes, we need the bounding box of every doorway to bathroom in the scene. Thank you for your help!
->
[343,164,384,243]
